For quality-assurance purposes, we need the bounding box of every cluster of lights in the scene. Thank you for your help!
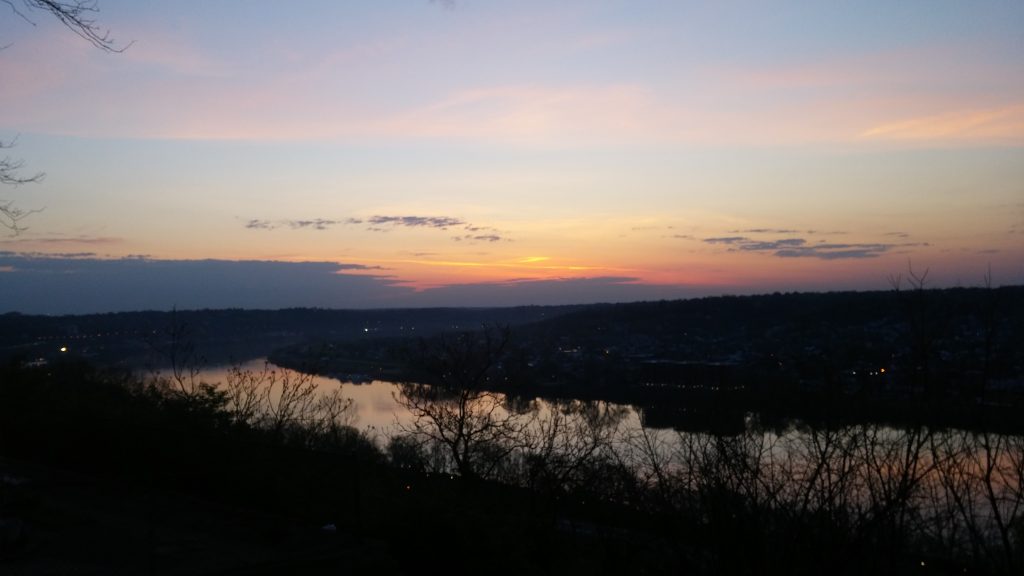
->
[851,368,887,376]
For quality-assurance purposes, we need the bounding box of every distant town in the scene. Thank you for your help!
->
[5,286,1022,432]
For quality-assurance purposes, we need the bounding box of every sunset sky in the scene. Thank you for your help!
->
[2,1,1022,313]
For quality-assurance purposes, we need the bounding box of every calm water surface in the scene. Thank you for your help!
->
[198,358,421,434]
[193,360,1023,532]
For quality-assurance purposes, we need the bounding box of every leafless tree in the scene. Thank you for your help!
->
[1,138,44,233]
[223,361,355,445]
[142,308,213,404]
[2,0,125,51]
[521,399,630,497]
[394,325,534,480]
[930,430,1024,573]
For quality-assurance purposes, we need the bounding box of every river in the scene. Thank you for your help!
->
[161,358,1023,569]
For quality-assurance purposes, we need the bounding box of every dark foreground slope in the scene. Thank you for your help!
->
[5,359,1021,575]
[0,360,651,575]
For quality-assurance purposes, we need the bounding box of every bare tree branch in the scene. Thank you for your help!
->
[2,0,128,52]
[1,137,45,234]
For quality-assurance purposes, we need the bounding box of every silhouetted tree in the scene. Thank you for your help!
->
[395,325,533,480]
[0,138,44,233]
[930,430,1024,573]
[144,308,211,401]
[519,398,630,502]
[2,0,124,51]
[223,360,355,446]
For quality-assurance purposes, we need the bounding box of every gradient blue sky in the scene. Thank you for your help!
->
[2,1,1022,313]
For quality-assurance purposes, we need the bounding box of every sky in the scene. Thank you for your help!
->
[1,0,1022,314]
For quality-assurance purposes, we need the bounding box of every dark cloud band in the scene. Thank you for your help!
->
[0,254,692,313]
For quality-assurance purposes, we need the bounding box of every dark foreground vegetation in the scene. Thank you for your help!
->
[1,359,634,575]
[3,354,1023,574]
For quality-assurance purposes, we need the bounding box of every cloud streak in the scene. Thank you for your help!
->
[364,215,464,229]
[453,234,505,243]
[246,214,467,231]
[730,228,799,234]
[704,236,749,245]
[246,218,353,231]
[702,236,909,260]
[774,244,893,260]
[860,104,1024,144]
[244,215,509,242]
[0,235,123,245]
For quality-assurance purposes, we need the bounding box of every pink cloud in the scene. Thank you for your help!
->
[372,84,663,144]
[860,104,1024,144]
[4,24,1020,150]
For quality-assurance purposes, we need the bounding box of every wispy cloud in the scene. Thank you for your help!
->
[0,250,97,259]
[702,236,906,260]
[728,229,850,236]
[0,235,123,246]
[246,215,467,231]
[245,219,276,230]
[860,104,1024,144]
[246,218,353,231]
[365,215,464,229]
[737,238,808,251]
[453,233,505,243]
[730,228,799,234]
[288,219,346,230]
[244,214,511,242]
[774,244,892,260]
[703,236,749,245]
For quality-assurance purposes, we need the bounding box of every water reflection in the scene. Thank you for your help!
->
[189,359,1022,570]
[201,359,415,434]
[199,359,648,440]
